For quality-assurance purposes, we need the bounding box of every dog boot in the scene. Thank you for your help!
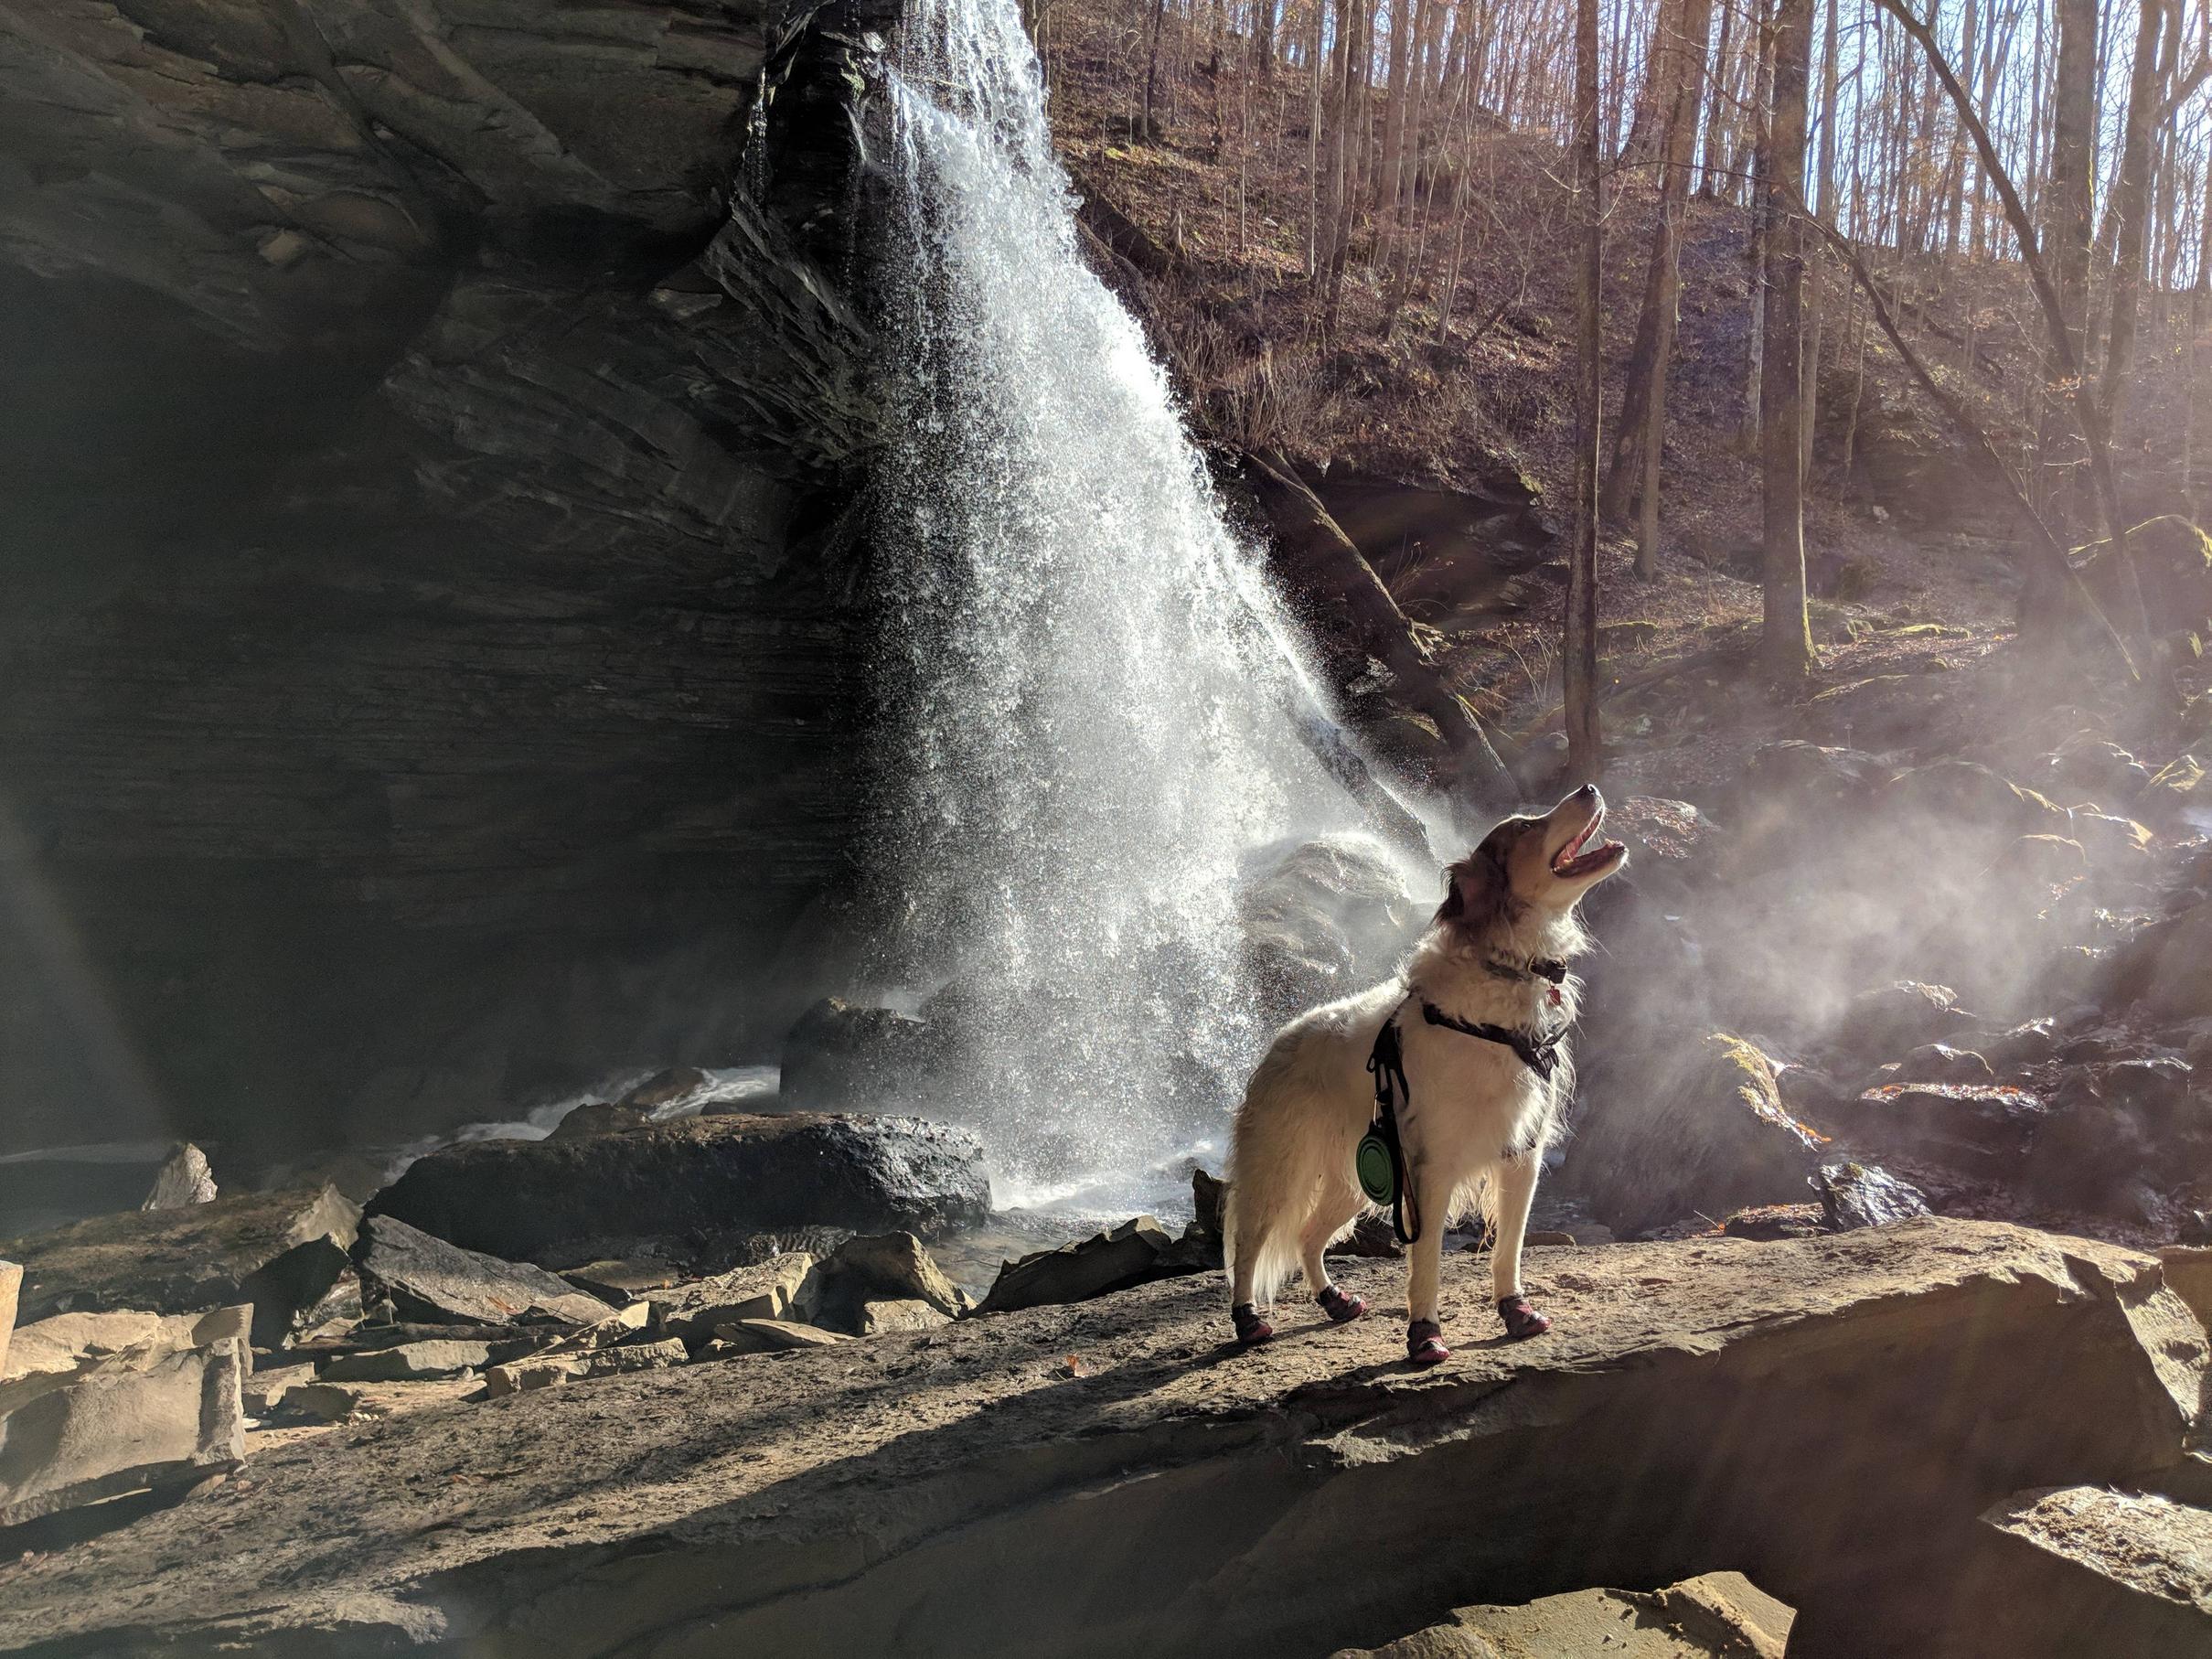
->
[1315,1285,1367,1323]
[1232,1302,1275,1346]
[1405,1319,1449,1366]
[1497,1294,1552,1340]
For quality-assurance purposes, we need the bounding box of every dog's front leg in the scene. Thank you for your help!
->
[1405,1161,1455,1365]
[1490,1150,1553,1340]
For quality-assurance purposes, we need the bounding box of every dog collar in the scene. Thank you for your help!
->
[1484,955,1568,986]
[1422,1001,1565,1080]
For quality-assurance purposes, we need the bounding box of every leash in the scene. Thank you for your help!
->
[1360,982,1572,1246]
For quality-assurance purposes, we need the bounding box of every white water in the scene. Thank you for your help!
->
[870,0,1374,1207]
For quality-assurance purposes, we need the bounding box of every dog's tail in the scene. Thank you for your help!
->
[1223,1038,1344,1307]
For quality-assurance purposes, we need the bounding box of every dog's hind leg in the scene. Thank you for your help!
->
[1298,1182,1367,1323]
[1489,1150,1553,1340]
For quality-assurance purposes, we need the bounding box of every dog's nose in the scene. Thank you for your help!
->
[1574,782,1600,804]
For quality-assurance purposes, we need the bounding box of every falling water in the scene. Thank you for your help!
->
[869,0,1377,1211]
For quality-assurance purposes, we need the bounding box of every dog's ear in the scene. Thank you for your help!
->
[1437,845,1506,930]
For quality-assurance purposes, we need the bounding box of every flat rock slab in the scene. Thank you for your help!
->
[0,1220,2203,1658]
[354,1216,610,1328]
[0,1187,358,1347]
[1954,1486,2212,1657]
[1334,1570,1794,1657]
[367,1113,989,1265]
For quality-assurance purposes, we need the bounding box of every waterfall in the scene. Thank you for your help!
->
[868,0,1378,1212]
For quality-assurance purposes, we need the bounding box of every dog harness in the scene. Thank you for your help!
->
[1362,989,1571,1245]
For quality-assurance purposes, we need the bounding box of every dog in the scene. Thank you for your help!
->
[1224,784,1626,1365]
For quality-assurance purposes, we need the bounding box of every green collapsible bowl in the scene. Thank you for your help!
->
[1355,1134,1395,1205]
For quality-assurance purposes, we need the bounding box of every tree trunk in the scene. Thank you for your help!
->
[2042,0,2098,509]
[1699,0,1735,196]
[1599,0,1715,541]
[1565,0,1604,783]
[1761,0,1815,683]
[2100,0,2174,419]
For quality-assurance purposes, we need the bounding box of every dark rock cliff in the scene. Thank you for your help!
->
[0,0,891,1155]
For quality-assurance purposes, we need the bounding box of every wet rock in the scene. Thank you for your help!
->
[1564,1034,1828,1239]
[6,1222,2199,1658]
[1897,1043,1995,1085]
[978,1216,1190,1314]
[1956,1487,2212,1657]
[2067,811,2155,870]
[711,1318,849,1353]
[141,1144,218,1211]
[1334,1571,1794,1658]
[648,1254,821,1343]
[2139,755,2205,826]
[1815,1162,1932,1231]
[2,1305,251,1384]
[2114,901,2212,1022]
[1191,1168,1227,1241]
[1838,1083,2050,1175]
[1880,761,2069,846]
[1724,1204,1826,1240]
[614,1067,711,1113]
[778,1001,945,1114]
[353,1216,611,1328]
[0,1332,246,1525]
[1239,835,1421,1022]
[2042,734,2150,801]
[548,1101,651,1140]
[1831,981,1967,1061]
[369,1114,990,1265]
[1,1185,358,1347]
[321,1340,496,1384]
[1982,1019,2060,1068]
[859,1300,951,1335]
[1724,742,1885,870]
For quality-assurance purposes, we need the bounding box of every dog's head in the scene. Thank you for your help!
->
[1437,785,1627,929]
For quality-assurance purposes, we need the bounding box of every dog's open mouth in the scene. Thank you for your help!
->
[1550,808,1626,878]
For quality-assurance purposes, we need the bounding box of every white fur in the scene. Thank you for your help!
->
[1224,894,1589,1329]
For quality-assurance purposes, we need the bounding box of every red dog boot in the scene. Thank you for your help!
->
[1405,1318,1450,1365]
[1497,1294,1552,1340]
[1232,1302,1275,1345]
[1316,1284,1367,1323]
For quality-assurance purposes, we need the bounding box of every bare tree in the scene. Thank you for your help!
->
[1565,0,1604,781]
[1760,0,1815,681]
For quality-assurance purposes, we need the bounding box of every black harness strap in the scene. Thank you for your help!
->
[1422,1001,1565,1082]
[1365,1002,1419,1246]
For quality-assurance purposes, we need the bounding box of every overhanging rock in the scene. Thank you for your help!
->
[0,1219,2201,1657]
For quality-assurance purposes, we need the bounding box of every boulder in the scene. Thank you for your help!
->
[561,1258,683,1301]
[1833,1083,2050,1175]
[2041,733,2150,801]
[648,1255,821,1343]
[4,1221,2200,1659]
[1831,981,1968,1061]
[141,1144,218,1211]
[1723,742,1884,870]
[1951,1487,2212,1657]
[353,1216,611,1328]
[614,1067,711,1113]
[1238,835,1421,1022]
[2,1305,251,1384]
[368,1114,989,1265]
[0,1185,358,1347]
[978,1215,1190,1314]
[2117,902,2212,1022]
[778,1001,945,1113]
[0,1333,246,1525]
[482,1361,582,1400]
[243,1362,317,1418]
[2139,755,2205,826]
[1563,1034,1828,1239]
[320,1341,497,1383]
[824,1232,967,1319]
[1880,761,2069,847]
[582,1339,689,1376]
[1332,1572,1794,1658]
[548,1101,651,1140]
[1815,1162,1931,1231]
[1897,1043,1994,1085]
